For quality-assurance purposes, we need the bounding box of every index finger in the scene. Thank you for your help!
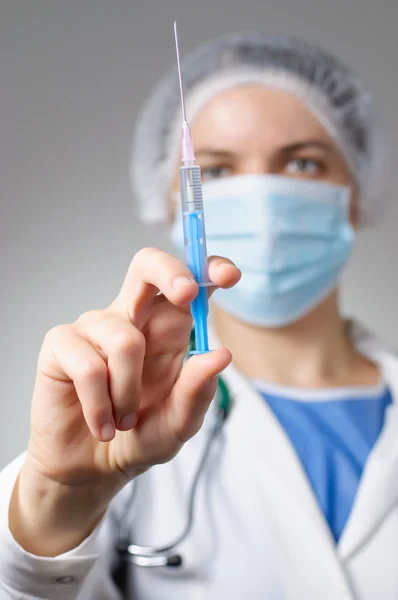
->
[112,247,199,324]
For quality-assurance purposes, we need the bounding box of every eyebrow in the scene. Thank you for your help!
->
[195,140,334,159]
[195,149,236,159]
[280,140,333,154]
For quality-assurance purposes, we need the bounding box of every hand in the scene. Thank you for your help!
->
[11,248,240,555]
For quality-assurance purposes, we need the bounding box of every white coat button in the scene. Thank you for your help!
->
[55,575,76,584]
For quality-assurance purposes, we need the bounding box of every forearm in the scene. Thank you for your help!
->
[9,459,109,557]
[0,453,123,600]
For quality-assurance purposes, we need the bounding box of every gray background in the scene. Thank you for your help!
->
[0,0,397,468]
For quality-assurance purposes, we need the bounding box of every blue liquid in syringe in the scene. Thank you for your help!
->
[184,210,209,353]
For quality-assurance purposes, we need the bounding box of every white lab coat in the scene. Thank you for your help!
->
[0,321,397,600]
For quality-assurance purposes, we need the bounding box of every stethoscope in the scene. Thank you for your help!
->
[116,333,232,570]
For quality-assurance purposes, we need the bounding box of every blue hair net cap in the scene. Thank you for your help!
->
[131,32,386,225]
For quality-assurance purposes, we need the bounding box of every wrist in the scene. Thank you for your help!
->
[9,459,109,557]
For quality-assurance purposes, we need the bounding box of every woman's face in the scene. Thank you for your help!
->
[171,85,357,224]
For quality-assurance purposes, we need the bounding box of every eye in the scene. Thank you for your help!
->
[285,158,323,176]
[201,166,230,182]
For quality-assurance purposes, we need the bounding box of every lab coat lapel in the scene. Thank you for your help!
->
[338,346,398,559]
[221,363,355,598]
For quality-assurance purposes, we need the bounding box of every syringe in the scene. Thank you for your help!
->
[174,21,212,354]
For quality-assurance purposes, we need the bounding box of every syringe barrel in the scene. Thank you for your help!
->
[179,165,209,285]
[179,164,203,213]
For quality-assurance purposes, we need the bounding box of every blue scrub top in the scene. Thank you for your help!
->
[254,379,393,542]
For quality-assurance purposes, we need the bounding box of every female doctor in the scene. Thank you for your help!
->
[0,32,397,600]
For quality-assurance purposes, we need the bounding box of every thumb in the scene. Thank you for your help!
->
[166,348,232,444]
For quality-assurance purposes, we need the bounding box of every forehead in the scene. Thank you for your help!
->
[190,85,331,149]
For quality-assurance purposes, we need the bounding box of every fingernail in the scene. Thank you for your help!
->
[119,414,136,431]
[173,276,195,289]
[101,422,115,441]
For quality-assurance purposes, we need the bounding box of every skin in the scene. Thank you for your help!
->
[10,85,378,558]
[10,255,241,556]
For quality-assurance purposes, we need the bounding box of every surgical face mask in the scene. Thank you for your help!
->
[171,174,355,328]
